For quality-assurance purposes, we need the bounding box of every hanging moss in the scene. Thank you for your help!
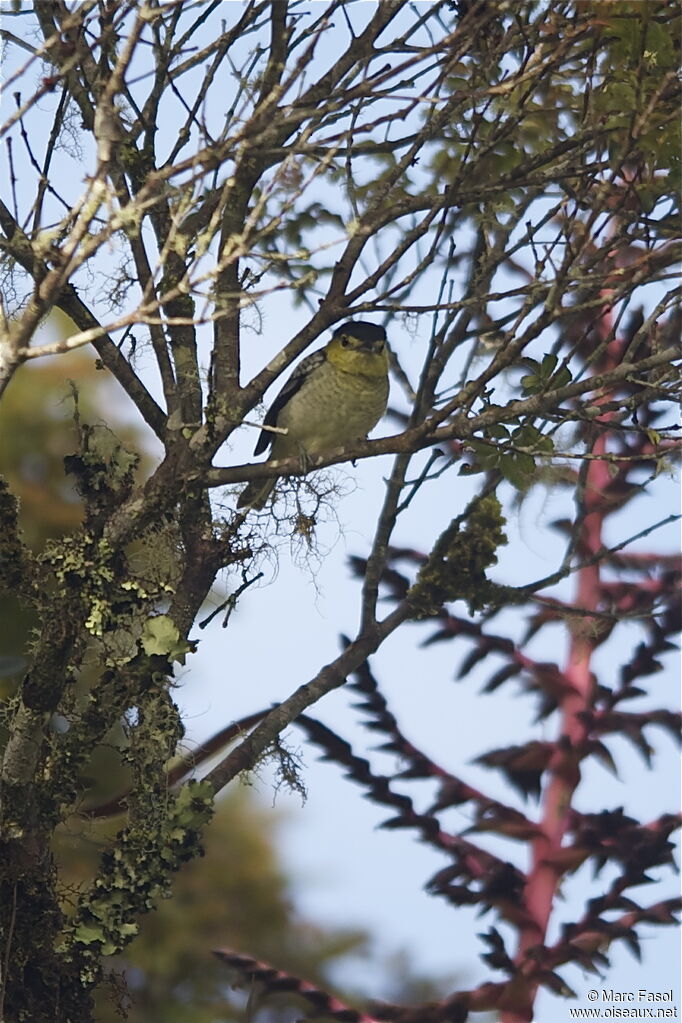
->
[408,495,508,617]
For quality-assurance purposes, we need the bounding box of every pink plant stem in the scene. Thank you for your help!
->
[501,311,620,1023]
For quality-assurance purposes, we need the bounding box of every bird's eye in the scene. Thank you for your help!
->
[340,335,350,347]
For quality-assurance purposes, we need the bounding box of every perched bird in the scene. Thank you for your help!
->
[238,321,389,510]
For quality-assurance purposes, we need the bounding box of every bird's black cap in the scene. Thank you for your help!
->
[332,321,386,344]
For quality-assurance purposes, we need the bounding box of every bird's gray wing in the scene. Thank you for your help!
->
[253,349,326,455]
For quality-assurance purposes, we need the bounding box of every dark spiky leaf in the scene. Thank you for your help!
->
[475,742,553,799]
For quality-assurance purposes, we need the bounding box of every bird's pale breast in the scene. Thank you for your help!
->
[273,360,388,458]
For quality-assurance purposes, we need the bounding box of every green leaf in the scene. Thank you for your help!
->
[468,440,500,469]
[511,424,541,447]
[552,366,572,389]
[515,452,536,475]
[500,452,536,489]
[541,353,558,375]
[521,373,541,394]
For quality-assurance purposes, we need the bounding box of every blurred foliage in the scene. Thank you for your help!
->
[0,353,89,548]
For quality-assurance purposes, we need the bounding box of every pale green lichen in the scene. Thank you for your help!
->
[140,614,192,663]
[59,779,214,982]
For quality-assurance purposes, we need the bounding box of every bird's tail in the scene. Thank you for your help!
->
[236,476,276,510]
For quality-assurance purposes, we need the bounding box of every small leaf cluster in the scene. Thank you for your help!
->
[520,353,573,396]
[465,421,555,490]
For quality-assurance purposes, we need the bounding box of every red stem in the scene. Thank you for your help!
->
[501,312,622,1022]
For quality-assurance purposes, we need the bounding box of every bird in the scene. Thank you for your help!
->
[237,321,389,510]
